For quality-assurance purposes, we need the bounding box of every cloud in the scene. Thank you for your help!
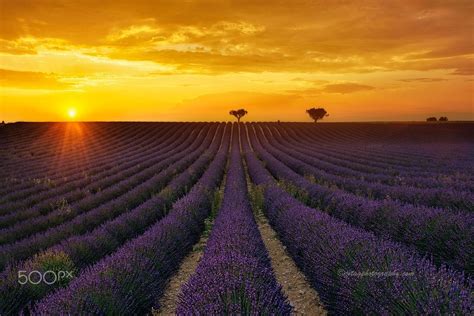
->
[291,77,330,85]
[0,68,71,89]
[1,1,472,75]
[322,83,375,94]
[451,67,474,76]
[398,78,448,83]
[106,24,161,45]
[286,82,376,96]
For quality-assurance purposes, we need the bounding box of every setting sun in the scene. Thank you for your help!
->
[68,108,77,119]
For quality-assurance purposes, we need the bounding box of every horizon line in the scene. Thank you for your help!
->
[3,120,474,124]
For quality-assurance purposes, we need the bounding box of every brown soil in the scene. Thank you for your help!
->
[255,212,327,315]
[155,213,326,315]
[154,233,209,315]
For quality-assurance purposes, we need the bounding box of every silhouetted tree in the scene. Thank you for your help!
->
[426,117,437,122]
[439,116,448,122]
[229,109,248,123]
[306,107,328,123]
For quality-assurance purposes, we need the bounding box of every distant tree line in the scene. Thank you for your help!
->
[227,108,452,123]
[426,116,449,122]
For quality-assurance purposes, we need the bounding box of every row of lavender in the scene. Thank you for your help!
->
[0,124,204,217]
[261,125,473,211]
[29,123,231,314]
[0,122,153,184]
[0,124,216,272]
[285,122,474,152]
[0,123,192,209]
[275,123,474,191]
[0,123,170,203]
[0,124,227,314]
[282,123,474,179]
[242,125,473,314]
[177,125,291,314]
[250,124,474,273]
[273,124,474,193]
[0,124,198,233]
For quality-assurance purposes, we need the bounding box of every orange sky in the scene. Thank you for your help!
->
[0,0,473,122]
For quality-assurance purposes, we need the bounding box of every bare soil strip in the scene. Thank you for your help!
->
[155,231,209,315]
[255,211,326,315]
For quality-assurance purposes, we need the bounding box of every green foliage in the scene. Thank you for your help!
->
[14,250,78,303]
[249,184,265,216]
[278,180,310,204]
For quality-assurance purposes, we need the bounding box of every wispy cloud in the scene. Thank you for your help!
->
[398,78,448,83]
[0,68,71,90]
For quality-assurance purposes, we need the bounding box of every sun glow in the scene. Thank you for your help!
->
[67,108,77,119]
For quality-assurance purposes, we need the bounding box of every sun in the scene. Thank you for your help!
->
[67,108,77,119]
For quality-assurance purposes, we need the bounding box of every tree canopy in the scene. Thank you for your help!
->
[306,107,328,122]
[229,109,248,122]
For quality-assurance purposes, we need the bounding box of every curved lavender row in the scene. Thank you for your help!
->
[0,124,189,202]
[295,122,473,161]
[249,124,474,274]
[289,123,469,173]
[0,123,54,146]
[287,124,459,173]
[0,122,144,186]
[292,123,474,184]
[0,122,151,178]
[291,123,474,178]
[242,126,473,315]
[0,122,126,175]
[0,123,174,209]
[0,123,180,208]
[0,124,177,199]
[0,123,189,217]
[0,124,225,315]
[0,124,203,244]
[177,124,291,315]
[292,123,436,164]
[262,125,473,211]
[286,124,435,167]
[275,124,474,192]
[0,124,216,271]
[0,125,192,228]
[31,124,231,315]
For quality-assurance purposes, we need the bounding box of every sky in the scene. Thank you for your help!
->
[0,0,473,122]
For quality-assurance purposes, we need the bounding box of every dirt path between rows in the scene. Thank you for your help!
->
[255,212,326,315]
[155,231,209,315]
[155,212,326,315]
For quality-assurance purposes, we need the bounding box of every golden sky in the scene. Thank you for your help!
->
[0,0,473,122]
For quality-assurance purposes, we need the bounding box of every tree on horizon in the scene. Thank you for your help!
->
[426,117,437,122]
[439,116,448,122]
[229,109,248,123]
[306,107,328,123]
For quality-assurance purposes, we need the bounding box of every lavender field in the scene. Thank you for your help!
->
[0,122,473,315]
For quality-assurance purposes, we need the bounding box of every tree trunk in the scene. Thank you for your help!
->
[237,117,241,123]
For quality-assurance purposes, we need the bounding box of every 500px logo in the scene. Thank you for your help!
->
[18,270,74,285]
